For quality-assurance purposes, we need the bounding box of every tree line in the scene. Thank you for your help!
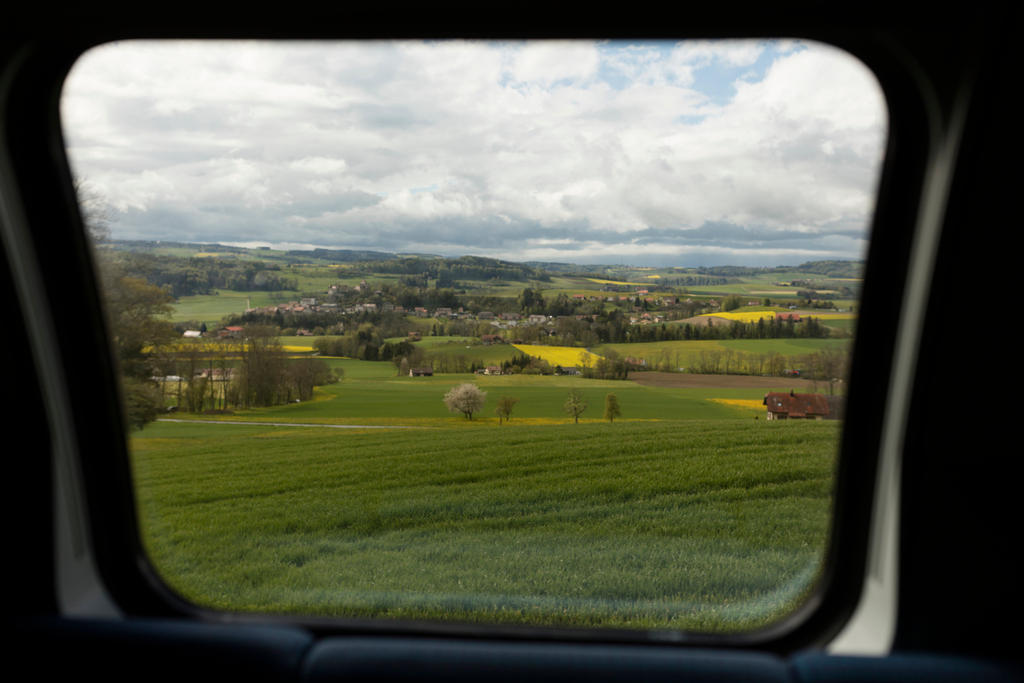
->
[633,346,849,389]
[510,311,835,348]
[351,254,551,283]
[146,327,339,415]
[312,324,418,363]
[96,253,338,430]
[101,251,298,297]
[443,383,622,423]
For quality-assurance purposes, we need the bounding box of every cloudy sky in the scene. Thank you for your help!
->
[61,39,887,267]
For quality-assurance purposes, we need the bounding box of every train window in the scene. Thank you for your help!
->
[60,39,886,633]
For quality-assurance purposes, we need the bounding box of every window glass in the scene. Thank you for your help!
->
[61,39,886,632]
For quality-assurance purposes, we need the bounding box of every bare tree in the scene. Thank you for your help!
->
[564,389,587,424]
[238,325,287,408]
[604,393,621,423]
[495,396,519,424]
[287,357,338,402]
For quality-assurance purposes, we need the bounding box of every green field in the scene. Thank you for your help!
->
[383,336,522,370]
[280,375,753,423]
[129,358,843,632]
[303,336,849,378]
[820,318,857,333]
[171,290,298,325]
[129,248,853,634]
[672,269,861,300]
[132,418,838,631]
[203,359,790,425]
[595,338,850,372]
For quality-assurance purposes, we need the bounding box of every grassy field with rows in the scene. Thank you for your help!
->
[131,418,838,632]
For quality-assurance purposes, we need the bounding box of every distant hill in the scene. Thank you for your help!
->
[105,239,251,255]
[791,260,864,279]
[693,260,863,279]
[102,240,863,280]
[285,247,404,263]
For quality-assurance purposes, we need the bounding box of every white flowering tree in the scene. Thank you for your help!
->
[443,383,487,420]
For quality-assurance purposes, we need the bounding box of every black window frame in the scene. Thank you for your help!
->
[1,5,993,656]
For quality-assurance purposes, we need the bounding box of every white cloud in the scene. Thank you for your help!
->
[507,41,601,85]
[289,157,348,174]
[61,39,886,266]
[670,40,767,68]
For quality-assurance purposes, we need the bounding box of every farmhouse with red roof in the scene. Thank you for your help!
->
[763,391,830,420]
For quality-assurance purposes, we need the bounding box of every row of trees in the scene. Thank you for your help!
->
[232,301,840,352]
[411,345,846,385]
[312,324,417,362]
[562,390,621,423]
[356,254,551,283]
[305,316,845,383]
[89,207,336,428]
[487,311,837,348]
[98,256,178,431]
[226,282,840,352]
[102,251,299,297]
[443,384,621,423]
[98,257,339,428]
[632,347,849,388]
[147,327,340,415]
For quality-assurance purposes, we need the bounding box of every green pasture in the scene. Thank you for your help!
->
[679,283,798,298]
[314,337,851,377]
[681,272,860,306]
[313,272,404,289]
[131,418,839,631]
[319,357,396,380]
[675,270,847,297]
[827,301,858,312]
[443,278,563,298]
[716,338,850,354]
[404,317,438,334]
[595,338,851,366]
[289,270,346,292]
[171,290,298,325]
[418,339,519,368]
[216,367,766,424]
[821,318,857,333]
[396,335,477,348]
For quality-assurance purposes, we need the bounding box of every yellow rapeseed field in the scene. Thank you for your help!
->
[710,398,765,412]
[702,310,856,322]
[512,344,604,367]
[585,278,643,287]
[145,341,231,353]
[700,310,776,323]
[144,342,315,354]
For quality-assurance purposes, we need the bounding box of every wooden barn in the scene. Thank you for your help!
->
[763,391,830,420]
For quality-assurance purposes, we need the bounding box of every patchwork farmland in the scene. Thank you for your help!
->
[104,241,855,633]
